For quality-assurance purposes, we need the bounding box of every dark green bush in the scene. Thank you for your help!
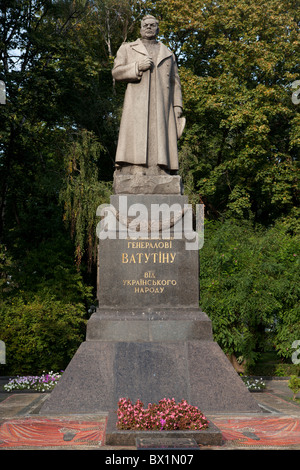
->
[246,363,300,377]
[200,219,300,365]
[0,290,87,375]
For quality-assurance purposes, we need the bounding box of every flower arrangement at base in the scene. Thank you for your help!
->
[116,398,209,431]
[3,371,63,392]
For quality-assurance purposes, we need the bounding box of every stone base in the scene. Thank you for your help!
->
[40,333,261,416]
[39,191,261,418]
[86,308,213,341]
[105,412,223,447]
[97,195,200,309]
[113,174,183,194]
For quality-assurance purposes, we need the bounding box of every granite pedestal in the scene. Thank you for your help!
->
[40,194,261,417]
[113,174,183,194]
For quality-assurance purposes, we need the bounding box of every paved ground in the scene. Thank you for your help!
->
[0,377,300,451]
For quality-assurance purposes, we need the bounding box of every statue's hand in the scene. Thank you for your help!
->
[174,106,183,119]
[138,57,154,72]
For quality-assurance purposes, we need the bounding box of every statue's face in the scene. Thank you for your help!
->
[140,18,159,40]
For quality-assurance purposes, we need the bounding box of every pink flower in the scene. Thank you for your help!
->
[116,397,209,431]
[160,418,166,429]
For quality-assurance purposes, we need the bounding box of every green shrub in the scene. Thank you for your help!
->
[246,362,300,377]
[0,237,93,375]
[288,376,300,401]
[200,219,300,365]
[0,291,87,375]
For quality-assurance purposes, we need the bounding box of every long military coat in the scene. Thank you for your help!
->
[112,38,183,171]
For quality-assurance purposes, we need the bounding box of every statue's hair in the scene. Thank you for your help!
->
[141,15,159,25]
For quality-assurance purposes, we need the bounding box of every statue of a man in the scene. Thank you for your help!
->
[112,15,184,176]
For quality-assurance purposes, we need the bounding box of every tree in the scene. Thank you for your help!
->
[0,0,144,254]
[0,0,148,373]
[59,129,112,271]
[143,1,300,364]
[1,0,299,372]
[288,376,300,400]
[199,219,299,364]
[145,0,299,226]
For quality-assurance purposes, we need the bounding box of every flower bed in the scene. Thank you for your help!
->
[3,371,63,392]
[105,399,223,447]
[116,398,209,431]
[241,376,266,392]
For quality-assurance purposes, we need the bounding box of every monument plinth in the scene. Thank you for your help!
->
[41,191,260,416]
[113,174,183,194]
[40,15,261,419]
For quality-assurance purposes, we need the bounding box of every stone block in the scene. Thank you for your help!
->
[105,413,222,447]
[97,238,199,308]
[40,339,261,416]
[113,174,183,194]
[86,308,213,341]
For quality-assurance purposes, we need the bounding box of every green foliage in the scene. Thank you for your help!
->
[0,235,93,374]
[0,1,122,374]
[59,129,112,270]
[0,0,299,373]
[11,236,93,304]
[147,0,300,226]
[200,219,300,364]
[0,291,87,375]
[246,362,300,378]
[288,376,300,400]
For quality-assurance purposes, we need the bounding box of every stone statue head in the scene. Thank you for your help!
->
[140,15,159,40]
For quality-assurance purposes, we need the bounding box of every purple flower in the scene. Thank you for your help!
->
[160,418,166,430]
